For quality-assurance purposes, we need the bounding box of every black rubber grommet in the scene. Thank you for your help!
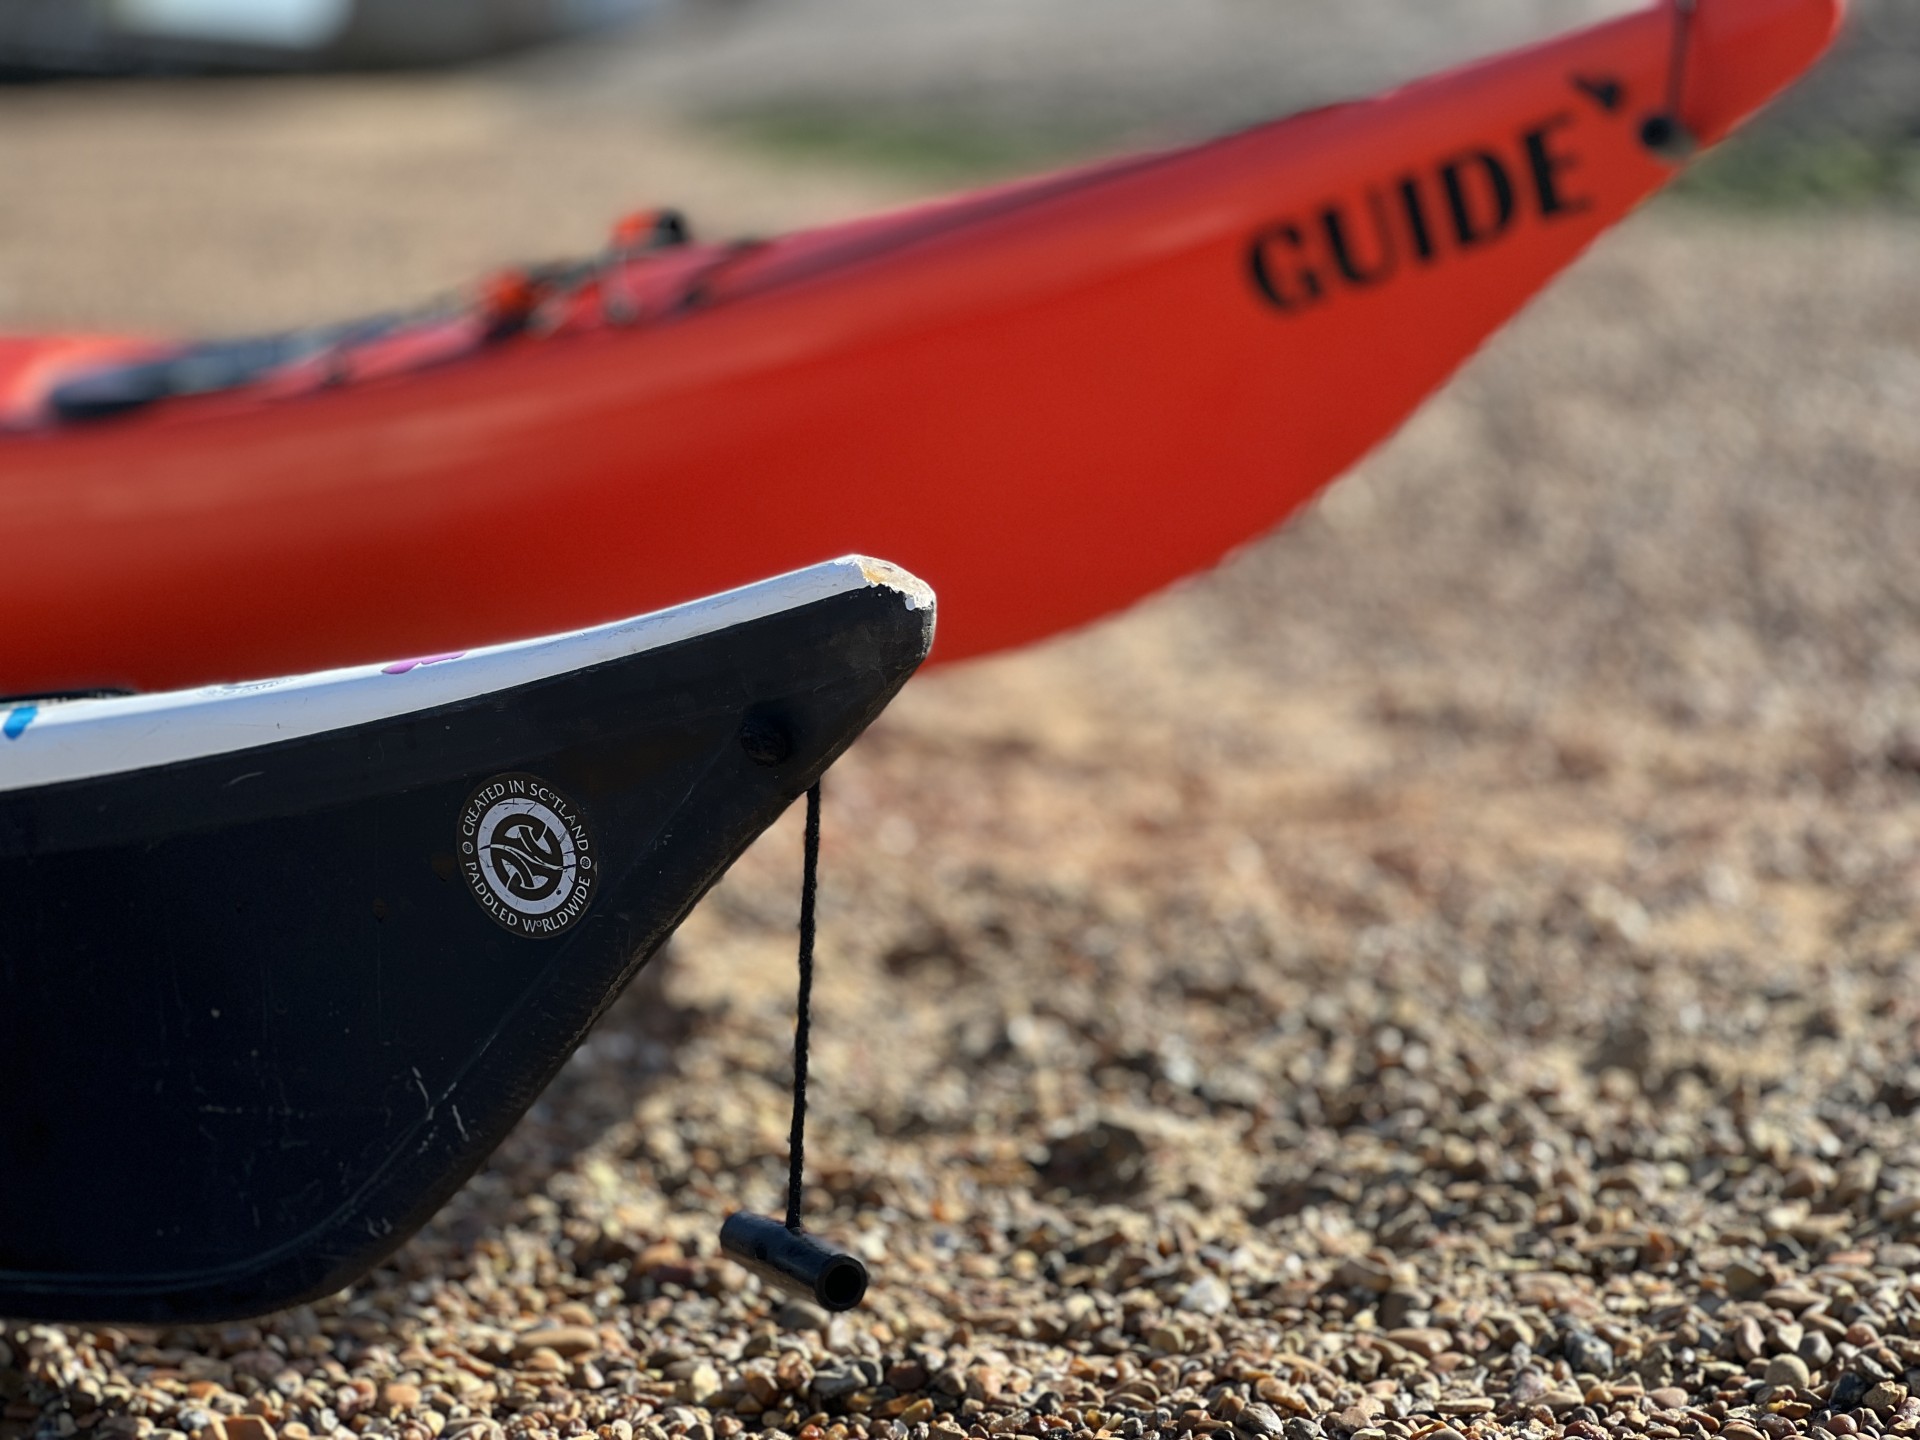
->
[1640,114,1697,159]
[740,714,793,767]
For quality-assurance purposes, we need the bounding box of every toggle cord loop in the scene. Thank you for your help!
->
[785,781,821,1233]
[716,779,867,1312]
[1641,0,1701,158]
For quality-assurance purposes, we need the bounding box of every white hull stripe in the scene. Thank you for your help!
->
[0,556,932,794]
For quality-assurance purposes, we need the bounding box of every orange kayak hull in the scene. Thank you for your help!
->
[0,0,1842,694]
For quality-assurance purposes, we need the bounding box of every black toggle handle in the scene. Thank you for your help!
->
[720,1212,869,1312]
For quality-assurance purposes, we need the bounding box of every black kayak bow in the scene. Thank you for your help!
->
[0,556,933,1323]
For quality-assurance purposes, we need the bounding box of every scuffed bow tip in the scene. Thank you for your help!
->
[843,556,936,614]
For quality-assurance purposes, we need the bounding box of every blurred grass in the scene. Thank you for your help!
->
[718,102,1920,213]
[1673,133,1920,209]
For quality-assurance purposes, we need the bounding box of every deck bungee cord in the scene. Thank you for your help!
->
[27,206,704,425]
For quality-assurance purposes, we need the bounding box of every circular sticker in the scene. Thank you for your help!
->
[458,773,597,937]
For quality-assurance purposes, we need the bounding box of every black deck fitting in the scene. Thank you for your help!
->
[720,1213,869,1312]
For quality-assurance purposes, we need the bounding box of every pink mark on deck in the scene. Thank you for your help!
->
[381,652,464,675]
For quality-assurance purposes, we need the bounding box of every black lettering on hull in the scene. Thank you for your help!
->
[1247,111,1595,316]
[1441,149,1517,249]
[1248,223,1325,311]
[1322,190,1400,286]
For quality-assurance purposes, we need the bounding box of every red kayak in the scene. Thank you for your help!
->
[0,0,1841,696]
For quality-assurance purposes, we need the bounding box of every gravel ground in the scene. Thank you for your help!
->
[6,203,1918,1440]
[3,11,1919,1440]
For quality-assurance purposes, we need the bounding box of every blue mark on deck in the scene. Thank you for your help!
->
[3,705,37,740]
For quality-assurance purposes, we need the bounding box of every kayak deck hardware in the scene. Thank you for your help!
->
[1642,0,1701,158]
[719,782,872,1312]
[42,207,698,424]
[601,208,691,325]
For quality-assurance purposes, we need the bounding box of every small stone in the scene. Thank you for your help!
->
[1435,1399,1493,1417]
[1331,1257,1395,1294]
[1233,1405,1284,1440]
[1281,1420,1321,1440]
[1723,1424,1766,1440]
[813,1368,865,1404]
[1767,1290,1824,1314]
[1146,1326,1187,1355]
[1802,1333,1835,1368]
[885,1363,928,1393]
[1038,1120,1150,1199]
[1563,1330,1615,1377]
[1373,1289,1419,1330]
[1853,1353,1893,1384]
[776,1353,813,1394]
[897,1401,933,1425]
[1734,1318,1768,1362]
[1497,1315,1538,1350]
[1725,1262,1774,1299]
[930,1369,966,1399]
[514,1327,600,1359]
[218,1421,274,1440]
[677,1364,723,1407]
[1510,1372,1551,1405]
[1832,1374,1871,1411]
[743,1373,782,1407]
[928,1426,967,1440]
[1864,1383,1908,1417]
[380,1385,420,1412]
[1648,1388,1689,1410]
[1388,1329,1451,1360]
[1767,1356,1812,1391]
[1179,1275,1232,1317]
[775,1301,829,1333]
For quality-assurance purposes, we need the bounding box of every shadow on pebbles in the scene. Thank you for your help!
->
[5,212,1920,1440]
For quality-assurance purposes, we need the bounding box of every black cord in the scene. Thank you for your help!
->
[717,776,869,1309]
[785,781,821,1232]
[1665,0,1698,124]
